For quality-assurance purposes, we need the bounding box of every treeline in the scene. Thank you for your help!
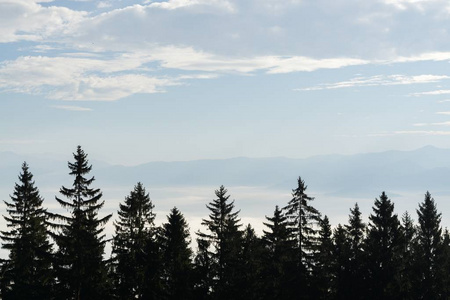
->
[1,146,449,299]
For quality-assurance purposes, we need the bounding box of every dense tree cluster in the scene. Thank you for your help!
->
[1,146,450,299]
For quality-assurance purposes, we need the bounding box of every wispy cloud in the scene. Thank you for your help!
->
[413,121,450,127]
[51,105,92,111]
[0,54,184,101]
[298,74,449,91]
[146,0,236,12]
[382,0,448,11]
[410,90,450,97]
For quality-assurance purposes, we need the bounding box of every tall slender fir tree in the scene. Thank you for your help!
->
[49,146,112,300]
[262,205,294,300]
[365,192,401,299]
[112,182,156,300]
[415,191,443,299]
[197,185,243,300]
[1,163,53,300]
[283,176,321,299]
[161,207,193,300]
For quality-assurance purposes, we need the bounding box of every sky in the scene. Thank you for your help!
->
[2,0,450,165]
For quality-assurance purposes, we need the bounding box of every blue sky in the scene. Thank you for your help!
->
[2,0,450,165]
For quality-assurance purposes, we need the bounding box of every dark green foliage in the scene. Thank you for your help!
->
[193,238,213,300]
[312,215,334,299]
[49,146,112,299]
[335,204,366,300]
[1,163,53,299]
[261,205,294,299]
[415,191,443,299]
[161,207,193,299]
[238,224,265,300]
[396,211,417,299]
[365,192,401,299]
[112,182,156,299]
[283,177,320,298]
[197,185,243,300]
[5,159,450,300]
[332,224,351,300]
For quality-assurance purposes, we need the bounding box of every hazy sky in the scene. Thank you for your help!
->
[2,0,450,165]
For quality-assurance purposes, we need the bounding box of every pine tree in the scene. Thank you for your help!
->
[161,207,193,299]
[0,162,53,299]
[365,192,401,299]
[415,191,443,299]
[261,205,294,299]
[197,185,243,300]
[283,177,321,298]
[49,146,112,299]
[112,182,156,299]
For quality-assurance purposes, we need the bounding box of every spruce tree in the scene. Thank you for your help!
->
[112,182,156,299]
[1,162,53,299]
[397,211,417,299]
[312,215,334,300]
[197,185,243,300]
[332,224,351,300]
[415,191,443,299]
[193,238,213,300]
[161,207,193,299]
[261,205,294,299]
[283,177,320,298]
[365,192,401,299]
[239,224,264,300]
[344,203,366,300]
[49,146,112,299]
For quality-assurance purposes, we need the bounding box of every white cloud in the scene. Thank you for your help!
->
[51,105,92,111]
[146,0,236,12]
[382,0,446,10]
[0,55,180,101]
[411,90,450,96]
[97,1,112,8]
[436,112,450,115]
[0,0,86,43]
[392,52,450,63]
[298,74,449,91]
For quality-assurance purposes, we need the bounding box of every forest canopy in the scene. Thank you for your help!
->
[1,146,449,299]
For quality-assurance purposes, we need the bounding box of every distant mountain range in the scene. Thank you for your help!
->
[1,145,450,197]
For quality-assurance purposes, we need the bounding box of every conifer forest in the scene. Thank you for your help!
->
[3,146,450,300]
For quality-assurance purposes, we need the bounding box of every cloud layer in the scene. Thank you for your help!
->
[1,0,450,100]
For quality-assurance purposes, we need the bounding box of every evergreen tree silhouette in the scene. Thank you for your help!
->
[283,177,320,299]
[197,185,243,300]
[262,205,294,299]
[1,163,53,299]
[112,182,156,299]
[365,192,401,299]
[49,146,112,300]
[161,207,193,299]
[396,211,417,299]
[312,215,334,299]
[415,191,443,299]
